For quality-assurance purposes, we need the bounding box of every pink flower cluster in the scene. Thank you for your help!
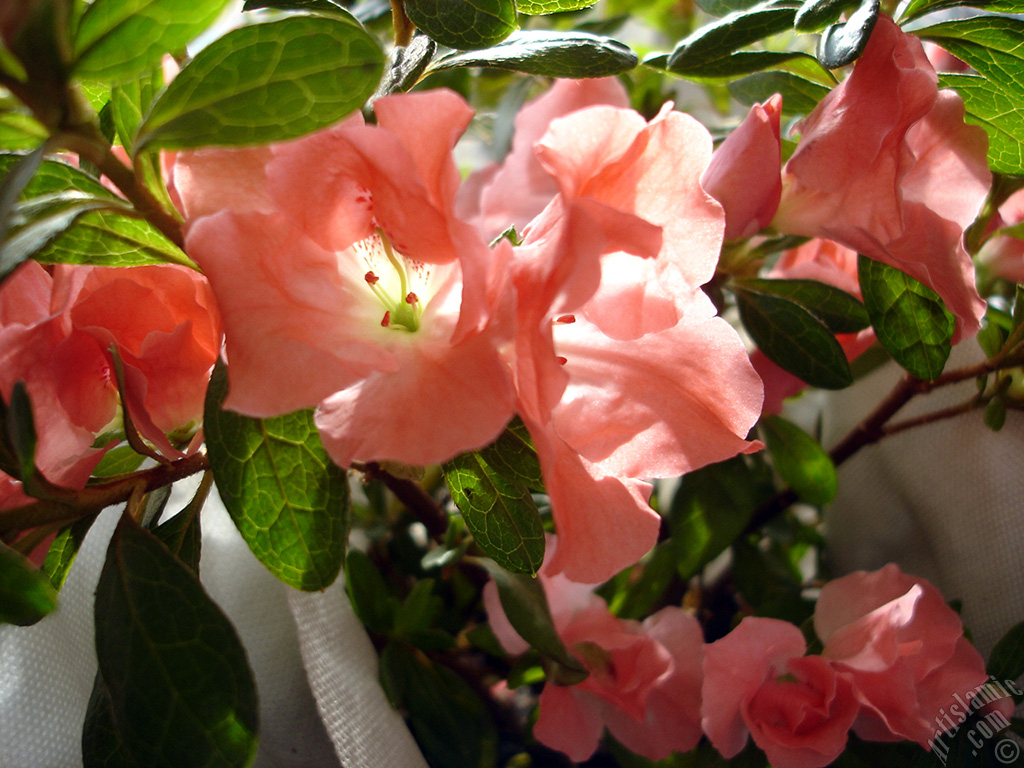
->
[0,259,221,510]
[177,77,764,584]
[488,551,1006,767]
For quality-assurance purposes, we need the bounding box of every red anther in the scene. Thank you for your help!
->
[405,292,419,304]
[556,356,568,365]
[380,311,391,327]
[364,271,379,285]
[554,314,576,324]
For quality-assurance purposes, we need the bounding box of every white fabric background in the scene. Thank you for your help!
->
[0,485,428,768]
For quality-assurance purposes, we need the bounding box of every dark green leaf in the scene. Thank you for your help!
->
[858,254,954,381]
[518,0,597,11]
[152,477,208,574]
[204,361,350,591]
[735,278,870,333]
[729,71,831,113]
[94,514,259,768]
[345,548,397,634]
[379,641,498,768]
[242,0,349,11]
[669,455,773,579]
[82,677,139,768]
[371,35,436,100]
[479,560,588,683]
[794,0,859,32]
[735,285,853,389]
[989,622,1024,684]
[404,0,517,50]
[760,415,837,505]
[698,0,774,17]
[43,516,96,590]
[666,1,800,74]
[816,0,879,69]
[940,73,1024,177]
[0,144,45,238]
[4,381,38,482]
[0,540,58,626]
[652,49,822,80]
[74,0,233,81]
[984,396,1007,432]
[136,15,384,150]
[431,30,637,78]
[609,542,679,620]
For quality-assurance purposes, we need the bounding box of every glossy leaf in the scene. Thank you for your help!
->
[666,0,799,74]
[480,560,588,684]
[518,0,597,12]
[899,0,1024,25]
[698,0,776,17]
[110,66,163,151]
[735,278,870,333]
[94,514,259,768]
[204,362,350,591]
[858,255,954,381]
[0,145,45,238]
[794,0,859,32]
[404,0,517,50]
[941,73,1024,177]
[0,540,58,626]
[135,15,384,150]
[734,285,853,389]
[816,0,879,69]
[43,516,96,591]
[74,0,233,81]
[729,71,831,113]
[760,415,838,506]
[432,30,637,78]
[651,49,822,80]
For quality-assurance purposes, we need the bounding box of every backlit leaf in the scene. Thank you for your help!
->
[405,0,517,50]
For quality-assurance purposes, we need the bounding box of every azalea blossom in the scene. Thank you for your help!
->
[978,188,1024,283]
[773,14,990,341]
[179,89,517,467]
[484,538,704,762]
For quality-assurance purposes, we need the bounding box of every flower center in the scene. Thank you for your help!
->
[355,230,424,332]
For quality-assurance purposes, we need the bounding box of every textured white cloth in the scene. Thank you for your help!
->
[0,487,428,768]
[823,348,1024,658]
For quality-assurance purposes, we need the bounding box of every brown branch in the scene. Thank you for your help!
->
[353,460,448,537]
[390,0,415,47]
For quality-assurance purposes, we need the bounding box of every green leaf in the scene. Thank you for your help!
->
[666,0,800,74]
[379,641,498,768]
[816,0,879,69]
[517,0,597,12]
[479,560,588,684]
[0,107,47,150]
[0,540,58,626]
[760,415,837,505]
[345,548,397,635]
[651,49,823,80]
[152,478,207,574]
[735,278,870,333]
[940,73,1024,177]
[43,516,96,591]
[729,71,831,113]
[669,455,773,579]
[82,677,139,768]
[984,395,1007,432]
[3,381,38,482]
[989,620,1024,686]
[443,419,545,576]
[135,15,384,150]
[74,0,233,82]
[431,30,637,78]
[794,0,859,32]
[204,361,350,591]
[734,285,854,389]
[0,144,45,238]
[110,66,164,151]
[858,254,954,381]
[94,514,259,768]
[698,0,774,17]
[91,445,146,478]
[404,0,517,50]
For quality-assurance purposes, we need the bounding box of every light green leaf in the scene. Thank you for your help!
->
[136,15,384,150]
[74,0,233,81]
[110,66,163,151]
[405,0,517,50]
[517,0,597,13]
[204,361,350,591]
[94,514,259,768]
[940,73,1024,176]
[0,108,47,150]
[43,516,97,591]
[858,254,954,381]
[0,540,58,626]
[432,30,637,78]
[760,415,837,505]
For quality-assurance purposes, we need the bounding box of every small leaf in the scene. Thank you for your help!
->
[729,71,831,113]
[988,619,1024,686]
[794,0,859,32]
[94,514,259,768]
[816,0,879,69]
[136,15,384,150]
[404,0,517,50]
[4,381,38,482]
[345,548,397,635]
[431,30,637,78]
[760,415,838,505]
[152,475,208,574]
[858,254,954,381]
[110,66,164,151]
[43,516,97,591]
[734,285,853,389]
[652,49,823,80]
[735,277,870,333]
[0,540,58,626]
[74,0,233,81]
[479,560,588,684]
[517,0,597,11]
[984,396,1007,432]
[204,361,350,591]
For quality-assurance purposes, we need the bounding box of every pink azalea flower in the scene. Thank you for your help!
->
[773,14,990,342]
[484,539,704,763]
[471,80,764,583]
[179,90,517,467]
[702,94,783,241]
[815,564,1007,746]
[978,188,1024,283]
[702,616,859,768]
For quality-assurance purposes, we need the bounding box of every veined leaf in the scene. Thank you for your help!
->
[940,73,1024,176]
[760,415,837,505]
[0,540,58,626]
[136,15,384,150]
[518,0,597,12]
[734,277,870,333]
[405,0,517,50]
